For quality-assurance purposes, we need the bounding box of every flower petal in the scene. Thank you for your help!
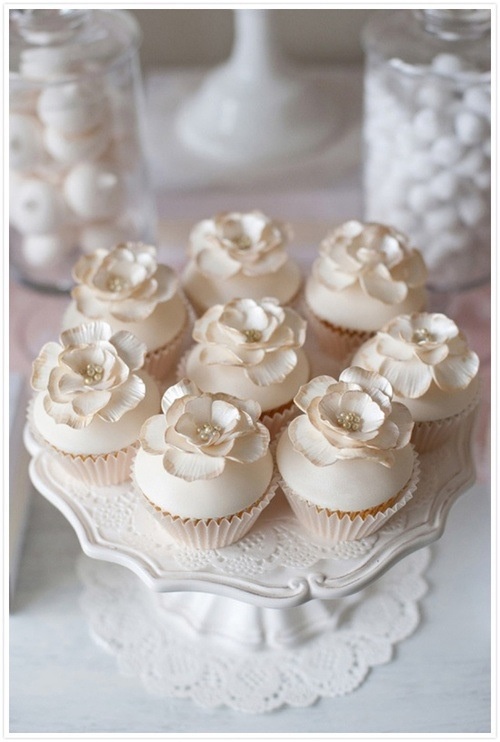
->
[110,331,147,371]
[227,423,270,463]
[98,374,146,422]
[162,446,225,481]
[161,379,201,414]
[140,414,167,454]
[245,348,297,386]
[294,375,337,412]
[433,351,479,390]
[380,357,433,398]
[288,415,339,466]
[31,341,61,391]
[61,321,112,347]
[71,389,112,418]
[196,246,241,278]
[71,286,108,319]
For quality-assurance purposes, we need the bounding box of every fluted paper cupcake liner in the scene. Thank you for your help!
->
[280,448,420,544]
[300,297,372,373]
[27,398,138,486]
[411,392,480,454]
[143,294,195,385]
[136,468,280,550]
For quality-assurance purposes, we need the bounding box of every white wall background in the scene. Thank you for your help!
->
[130,9,373,70]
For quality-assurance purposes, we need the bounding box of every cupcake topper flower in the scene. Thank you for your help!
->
[288,367,413,467]
[139,379,270,481]
[31,321,147,429]
[373,313,480,398]
[188,210,292,279]
[313,220,427,305]
[71,242,179,322]
[192,297,307,386]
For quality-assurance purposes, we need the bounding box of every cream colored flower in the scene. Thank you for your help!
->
[312,220,427,304]
[140,379,270,481]
[288,367,413,467]
[192,297,306,386]
[189,210,292,279]
[71,242,178,322]
[372,313,480,398]
[31,321,147,429]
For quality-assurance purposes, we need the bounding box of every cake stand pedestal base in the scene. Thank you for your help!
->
[78,546,431,713]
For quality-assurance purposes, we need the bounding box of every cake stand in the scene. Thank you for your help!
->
[26,414,476,712]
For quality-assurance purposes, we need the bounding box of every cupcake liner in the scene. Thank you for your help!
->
[27,398,138,486]
[411,392,480,454]
[137,468,280,550]
[143,294,195,385]
[300,297,372,374]
[176,349,297,439]
[280,448,420,544]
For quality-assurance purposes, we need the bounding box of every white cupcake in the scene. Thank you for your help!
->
[352,312,480,452]
[181,297,310,437]
[277,367,418,543]
[133,379,277,549]
[29,321,160,486]
[181,210,302,315]
[303,220,428,372]
[62,242,192,384]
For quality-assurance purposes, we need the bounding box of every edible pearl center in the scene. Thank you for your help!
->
[234,235,252,250]
[82,363,104,385]
[412,328,434,345]
[107,276,128,292]
[196,422,221,442]
[337,411,361,431]
[243,328,262,343]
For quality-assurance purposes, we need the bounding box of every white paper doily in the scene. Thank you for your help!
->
[78,546,431,712]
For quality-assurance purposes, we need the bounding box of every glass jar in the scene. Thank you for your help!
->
[9,9,156,292]
[362,9,491,293]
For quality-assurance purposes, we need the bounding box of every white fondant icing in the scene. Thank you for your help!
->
[277,427,414,512]
[61,292,187,352]
[32,371,160,456]
[305,277,427,332]
[181,259,302,315]
[185,344,310,412]
[134,448,274,520]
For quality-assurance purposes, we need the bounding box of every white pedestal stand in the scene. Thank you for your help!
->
[26,411,475,712]
[175,10,339,165]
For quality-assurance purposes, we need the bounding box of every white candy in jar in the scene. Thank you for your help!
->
[455,110,488,146]
[37,80,107,135]
[43,123,111,164]
[79,221,129,253]
[63,161,124,220]
[9,113,45,171]
[11,177,67,235]
[20,45,81,78]
[458,192,488,227]
[21,229,75,268]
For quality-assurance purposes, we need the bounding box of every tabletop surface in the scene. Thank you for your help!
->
[8,66,492,736]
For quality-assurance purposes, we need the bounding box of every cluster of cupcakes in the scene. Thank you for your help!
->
[28,212,481,550]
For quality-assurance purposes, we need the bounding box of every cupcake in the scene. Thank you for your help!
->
[29,321,161,485]
[181,297,310,437]
[181,210,302,315]
[303,220,428,372]
[277,367,418,543]
[133,379,277,549]
[351,312,480,452]
[62,242,192,385]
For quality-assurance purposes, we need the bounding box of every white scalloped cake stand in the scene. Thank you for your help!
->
[26,415,475,711]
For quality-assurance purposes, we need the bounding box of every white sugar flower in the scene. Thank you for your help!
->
[71,242,178,322]
[140,379,270,481]
[288,367,413,467]
[189,210,292,279]
[31,321,147,428]
[373,313,480,398]
[192,297,306,386]
[313,220,427,304]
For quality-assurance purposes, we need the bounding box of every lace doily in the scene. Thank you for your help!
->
[78,546,431,712]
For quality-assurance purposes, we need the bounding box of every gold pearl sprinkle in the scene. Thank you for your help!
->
[243,328,262,343]
[83,363,104,385]
[234,235,252,250]
[412,328,434,345]
[337,411,361,431]
[107,276,128,292]
[196,422,221,442]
